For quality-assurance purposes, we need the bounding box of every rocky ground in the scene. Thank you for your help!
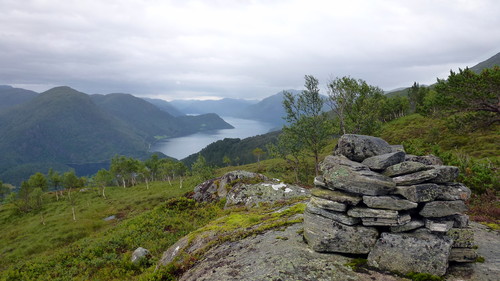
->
[176,219,499,281]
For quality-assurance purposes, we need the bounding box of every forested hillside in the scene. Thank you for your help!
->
[0,85,38,110]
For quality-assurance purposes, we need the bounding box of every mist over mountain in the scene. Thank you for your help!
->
[142,97,185,117]
[170,98,258,116]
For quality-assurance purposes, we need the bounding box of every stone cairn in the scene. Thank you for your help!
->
[304,134,476,276]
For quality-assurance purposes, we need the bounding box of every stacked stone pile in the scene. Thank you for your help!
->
[304,134,476,276]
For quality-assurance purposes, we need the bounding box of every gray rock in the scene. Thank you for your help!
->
[310,196,347,212]
[347,207,399,219]
[361,213,411,226]
[361,151,406,171]
[305,203,360,225]
[304,210,379,254]
[362,195,418,210]
[419,200,468,218]
[310,187,362,206]
[334,134,393,162]
[436,182,471,201]
[390,219,425,232]
[313,176,326,187]
[431,165,460,183]
[447,228,475,248]
[131,247,150,264]
[321,156,396,196]
[449,248,478,263]
[390,144,405,153]
[392,169,439,185]
[383,161,432,177]
[368,232,453,276]
[425,219,454,232]
[225,181,309,208]
[429,214,470,228]
[393,183,440,202]
[405,154,443,165]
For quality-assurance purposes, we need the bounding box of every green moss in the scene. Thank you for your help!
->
[483,222,500,231]
[404,272,444,281]
[345,258,367,271]
[475,256,486,263]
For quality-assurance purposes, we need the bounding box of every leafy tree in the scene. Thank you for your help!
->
[30,187,44,210]
[110,155,141,187]
[27,172,48,191]
[252,148,265,169]
[48,168,63,200]
[0,180,12,202]
[267,132,306,183]
[223,155,231,167]
[93,169,113,198]
[434,66,500,127]
[408,82,429,113]
[62,170,84,190]
[191,154,214,182]
[145,154,161,181]
[283,75,333,175]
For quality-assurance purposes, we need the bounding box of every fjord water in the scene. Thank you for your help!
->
[150,117,275,159]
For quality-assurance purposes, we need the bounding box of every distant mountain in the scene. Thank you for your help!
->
[170,98,258,116]
[142,97,185,117]
[0,87,233,185]
[0,85,38,111]
[470,52,500,73]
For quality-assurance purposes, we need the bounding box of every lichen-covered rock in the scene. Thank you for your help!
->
[390,219,425,233]
[225,181,309,208]
[347,207,399,219]
[321,156,396,196]
[361,151,406,171]
[431,165,460,183]
[405,154,443,165]
[436,182,471,201]
[305,203,360,225]
[361,214,411,226]
[383,161,431,177]
[310,196,347,212]
[447,228,475,248]
[367,231,453,276]
[449,248,478,263]
[419,200,468,218]
[394,183,440,202]
[310,187,362,206]
[131,247,150,264]
[392,169,439,185]
[304,210,378,254]
[425,219,454,232]
[362,195,418,210]
[334,134,393,162]
[193,170,269,203]
[430,214,470,228]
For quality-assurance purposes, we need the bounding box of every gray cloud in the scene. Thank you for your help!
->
[1,0,499,100]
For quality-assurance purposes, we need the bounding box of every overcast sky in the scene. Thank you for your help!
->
[1,0,499,100]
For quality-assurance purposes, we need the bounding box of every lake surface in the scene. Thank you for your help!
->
[150,117,275,159]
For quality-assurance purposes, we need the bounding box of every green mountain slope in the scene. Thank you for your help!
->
[0,85,38,111]
[470,52,500,73]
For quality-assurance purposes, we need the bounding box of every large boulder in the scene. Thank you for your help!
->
[225,181,309,208]
[334,134,393,162]
[304,210,379,254]
[367,231,453,276]
[321,155,396,196]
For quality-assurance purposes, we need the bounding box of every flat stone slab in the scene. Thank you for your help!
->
[305,203,360,225]
[310,196,347,212]
[419,200,468,218]
[321,156,396,196]
[368,231,453,276]
[310,187,362,206]
[390,219,425,232]
[347,207,399,219]
[436,182,471,201]
[334,134,393,162]
[449,248,478,263]
[361,151,406,171]
[447,228,475,248]
[425,219,454,232]
[431,165,460,183]
[405,154,443,165]
[362,213,411,226]
[362,195,418,210]
[392,169,439,185]
[383,161,431,177]
[304,210,379,254]
[394,183,439,202]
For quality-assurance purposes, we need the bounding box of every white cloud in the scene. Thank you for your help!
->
[1,0,499,99]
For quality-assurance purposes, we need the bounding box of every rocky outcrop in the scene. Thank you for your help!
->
[303,134,475,276]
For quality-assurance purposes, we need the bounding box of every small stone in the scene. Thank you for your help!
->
[449,248,478,263]
[390,144,405,153]
[431,165,460,183]
[334,134,393,162]
[447,228,475,248]
[392,169,439,185]
[394,183,440,202]
[305,203,360,226]
[361,151,406,171]
[368,231,453,276]
[405,154,443,165]
[131,247,150,264]
[310,187,362,205]
[425,219,454,232]
[419,200,468,218]
[347,207,399,219]
[430,214,470,228]
[362,213,411,226]
[362,195,418,210]
[313,176,326,187]
[436,182,471,201]
[304,210,379,254]
[390,219,425,232]
[383,161,432,177]
[310,196,347,212]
